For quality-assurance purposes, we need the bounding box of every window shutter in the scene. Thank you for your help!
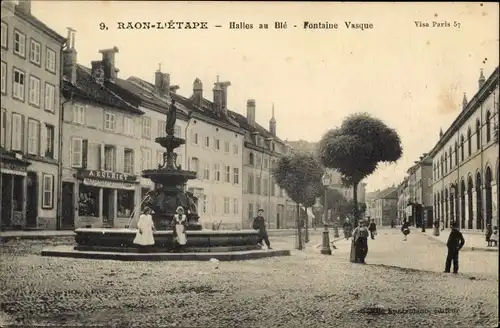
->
[20,115,25,152]
[98,144,104,170]
[116,146,124,172]
[82,139,88,169]
[40,123,47,157]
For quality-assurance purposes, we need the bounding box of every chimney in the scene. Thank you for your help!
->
[212,76,223,113]
[169,85,179,94]
[462,93,468,110]
[218,81,231,109]
[17,0,31,14]
[269,103,277,136]
[63,28,77,85]
[91,61,105,85]
[439,127,443,139]
[154,65,170,96]
[98,47,119,82]
[247,99,256,127]
[478,69,486,89]
[193,78,203,108]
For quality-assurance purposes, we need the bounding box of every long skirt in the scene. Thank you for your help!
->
[351,239,368,263]
[175,224,187,245]
[349,240,356,262]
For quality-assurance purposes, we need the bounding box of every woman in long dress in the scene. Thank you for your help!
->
[133,207,156,252]
[350,220,369,263]
[174,206,187,246]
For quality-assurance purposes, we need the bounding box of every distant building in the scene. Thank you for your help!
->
[369,187,398,227]
[1,1,66,230]
[405,154,433,228]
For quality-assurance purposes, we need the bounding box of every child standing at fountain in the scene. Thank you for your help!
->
[174,206,188,246]
[133,207,156,252]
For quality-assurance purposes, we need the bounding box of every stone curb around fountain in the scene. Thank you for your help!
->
[41,246,291,261]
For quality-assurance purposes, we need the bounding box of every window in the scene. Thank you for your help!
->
[28,76,40,106]
[124,149,134,174]
[71,137,83,167]
[202,195,207,213]
[191,157,200,175]
[271,180,276,196]
[156,151,164,168]
[256,155,262,168]
[104,112,115,131]
[1,109,6,148]
[78,185,99,217]
[476,119,481,150]
[44,83,55,112]
[223,166,230,182]
[104,145,116,171]
[454,142,458,167]
[123,116,134,136]
[1,61,5,94]
[158,121,166,137]
[233,168,239,184]
[224,197,230,214]
[486,111,491,142]
[193,132,199,145]
[27,119,40,155]
[460,135,464,161]
[212,196,217,214]
[467,127,472,156]
[233,198,239,214]
[30,39,41,65]
[214,163,221,182]
[443,152,447,174]
[142,117,151,139]
[11,113,23,151]
[204,136,210,147]
[448,147,452,170]
[45,124,54,158]
[256,176,261,194]
[176,154,182,169]
[213,137,220,150]
[13,68,25,101]
[174,125,181,138]
[46,48,56,73]
[264,159,269,169]
[233,144,239,155]
[203,163,210,180]
[14,30,26,57]
[224,141,230,153]
[248,203,254,219]
[247,173,254,193]
[249,152,254,165]
[263,178,269,196]
[117,190,135,217]
[1,21,7,49]
[72,104,85,124]
[42,174,54,209]
[141,148,152,170]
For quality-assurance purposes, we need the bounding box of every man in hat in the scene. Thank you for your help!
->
[252,208,272,249]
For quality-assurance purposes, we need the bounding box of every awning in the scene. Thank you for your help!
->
[0,151,31,176]
[83,178,136,190]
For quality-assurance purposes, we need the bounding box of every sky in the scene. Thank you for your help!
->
[28,1,499,192]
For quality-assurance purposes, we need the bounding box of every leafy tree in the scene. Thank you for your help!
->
[272,153,324,250]
[318,113,402,225]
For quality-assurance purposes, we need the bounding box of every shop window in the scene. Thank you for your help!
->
[117,190,135,218]
[12,175,23,211]
[78,185,99,217]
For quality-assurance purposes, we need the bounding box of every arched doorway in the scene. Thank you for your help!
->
[437,193,440,226]
[450,185,455,226]
[484,167,492,228]
[445,188,449,228]
[476,172,483,230]
[467,176,474,229]
[460,180,466,229]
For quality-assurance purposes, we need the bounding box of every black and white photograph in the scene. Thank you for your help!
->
[0,1,499,327]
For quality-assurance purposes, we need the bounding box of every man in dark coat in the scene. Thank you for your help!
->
[368,219,377,240]
[252,209,272,249]
[444,222,465,274]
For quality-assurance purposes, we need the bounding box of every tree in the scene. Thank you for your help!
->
[318,113,402,225]
[272,153,324,250]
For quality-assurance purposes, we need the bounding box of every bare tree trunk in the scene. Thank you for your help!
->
[305,207,309,243]
[352,182,359,226]
[296,203,303,250]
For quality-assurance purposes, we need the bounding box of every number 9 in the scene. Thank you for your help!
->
[99,22,106,30]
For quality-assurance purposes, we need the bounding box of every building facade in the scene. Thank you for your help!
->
[1,1,65,230]
[405,154,433,228]
[430,68,499,231]
[60,33,145,229]
[370,187,398,227]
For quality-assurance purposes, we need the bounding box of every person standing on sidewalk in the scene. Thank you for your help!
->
[485,224,493,247]
[252,209,272,249]
[444,222,465,274]
[368,219,377,240]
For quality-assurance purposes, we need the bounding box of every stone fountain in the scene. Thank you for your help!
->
[41,100,290,261]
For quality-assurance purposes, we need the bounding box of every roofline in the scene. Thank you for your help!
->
[15,8,66,44]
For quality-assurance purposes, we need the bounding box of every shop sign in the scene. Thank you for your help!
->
[83,178,136,190]
[78,169,137,183]
[0,161,27,175]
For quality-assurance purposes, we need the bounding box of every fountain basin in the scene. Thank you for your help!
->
[73,228,261,252]
[142,169,197,185]
[155,136,185,149]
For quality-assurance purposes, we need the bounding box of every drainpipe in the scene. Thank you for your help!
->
[57,93,73,230]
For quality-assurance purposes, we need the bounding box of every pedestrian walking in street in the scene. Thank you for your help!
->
[133,206,156,252]
[368,219,377,240]
[343,218,352,240]
[173,206,188,246]
[390,219,395,228]
[350,220,369,264]
[253,209,272,249]
[401,220,410,241]
[490,226,498,247]
[444,222,465,274]
[485,224,493,246]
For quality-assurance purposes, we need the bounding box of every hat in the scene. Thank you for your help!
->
[176,206,184,213]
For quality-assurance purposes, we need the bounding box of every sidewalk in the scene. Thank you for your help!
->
[418,229,498,252]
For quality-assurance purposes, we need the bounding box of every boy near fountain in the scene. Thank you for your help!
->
[133,207,156,252]
[174,206,188,246]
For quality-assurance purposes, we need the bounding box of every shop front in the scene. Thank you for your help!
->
[0,152,31,230]
[69,169,140,228]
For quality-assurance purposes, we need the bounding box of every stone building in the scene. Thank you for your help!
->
[430,67,499,231]
[369,187,398,227]
[1,1,65,230]
[405,154,433,228]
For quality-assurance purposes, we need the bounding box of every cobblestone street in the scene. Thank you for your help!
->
[0,230,498,328]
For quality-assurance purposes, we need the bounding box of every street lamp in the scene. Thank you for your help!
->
[321,172,332,255]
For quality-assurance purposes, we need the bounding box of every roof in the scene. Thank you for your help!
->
[374,187,398,200]
[62,65,144,115]
[14,5,66,44]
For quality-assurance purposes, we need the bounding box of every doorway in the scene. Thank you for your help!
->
[1,174,13,228]
[62,182,75,229]
[102,188,114,227]
[26,171,38,228]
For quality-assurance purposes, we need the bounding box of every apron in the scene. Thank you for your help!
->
[174,214,187,245]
